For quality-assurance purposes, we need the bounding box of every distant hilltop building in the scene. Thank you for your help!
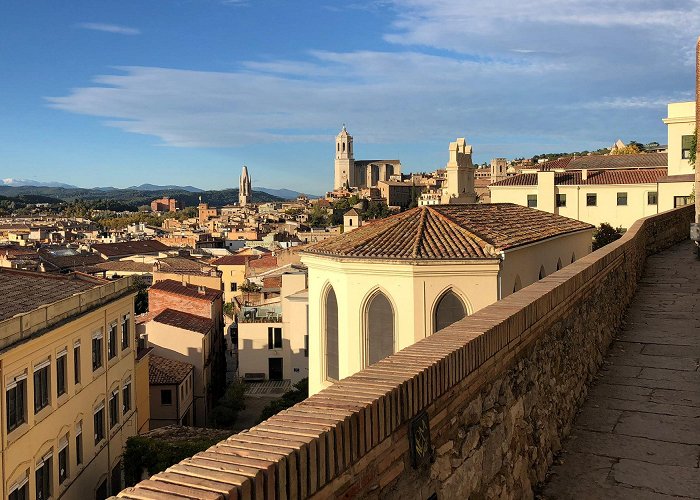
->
[334,125,402,190]
[239,165,251,207]
[150,197,181,213]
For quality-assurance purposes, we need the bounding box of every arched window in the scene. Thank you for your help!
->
[571,252,576,263]
[366,291,394,365]
[539,265,546,280]
[434,290,467,333]
[513,275,522,293]
[556,258,562,271]
[325,287,339,381]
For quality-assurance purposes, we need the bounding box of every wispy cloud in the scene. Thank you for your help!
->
[77,22,140,35]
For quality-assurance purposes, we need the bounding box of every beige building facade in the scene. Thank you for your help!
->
[0,271,138,500]
[302,204,592,395]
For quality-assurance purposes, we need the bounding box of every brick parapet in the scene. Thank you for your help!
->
[118,205,694,500]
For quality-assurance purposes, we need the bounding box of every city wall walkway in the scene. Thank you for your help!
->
[543,240,700,499]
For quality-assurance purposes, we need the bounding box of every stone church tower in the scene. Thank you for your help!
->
[441,138,477,204]
[239,165,251,206]
[334,125,355,190]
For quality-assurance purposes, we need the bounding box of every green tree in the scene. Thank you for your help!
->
[133,276,149,315]
[689,129,697,168]
[592,223,624,250]
[364,201,390,220]
[308,204,329,227]
[210,381,247,428]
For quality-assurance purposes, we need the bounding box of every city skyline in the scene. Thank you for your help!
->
[2,0,697,193]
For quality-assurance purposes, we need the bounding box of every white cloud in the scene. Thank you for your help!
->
[77,22,140,35]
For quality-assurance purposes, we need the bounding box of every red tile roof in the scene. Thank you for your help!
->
[149,279,223,302]
[303,204,592,260]
[149,354,193,385]
[538,153,667,171]
[490,168,668,187]
[92,240,170,258]
[657,174,695,183]
[249,254,278,270]
[152,308,214,334]
[211,255,249,266]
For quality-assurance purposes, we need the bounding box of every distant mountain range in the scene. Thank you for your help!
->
[0,179,319,200]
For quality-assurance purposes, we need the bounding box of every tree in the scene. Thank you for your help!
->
[689,129,697,168]
[308,204,329,227]
[364,201,390,220]
[592,223,624,250]
[258,378,308,423]
[610,143,641,155]
[133,276,149,314]
[210,381,247,428]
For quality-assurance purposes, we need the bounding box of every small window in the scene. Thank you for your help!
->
[58,440,69,485]
[647,191,657,205]
[108,323,117,359]
[586,193,597,206]
[121,314,130,350]
[230,282,237,292]
[526,194,537,208]
[109,391,119,428]
[75,422,83,466]
[617,192,628,206]
[304,335,309,358]
[92,331,103,371]
[161,389,172,405]
[74,343,81,385]
[6,377,26,432]
[9,478,28,500]
[674,196,691,208]
[267,327,282,349]
[35,456,52,500]
[123,382,131,415]
[57,352,67,398]
[681,134,694,159]
[94,405,105,445]
[33,363,50,414]
[556,194,566,207]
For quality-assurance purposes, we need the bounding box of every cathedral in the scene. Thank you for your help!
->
[239,165,251,206]
[334,126,402,190]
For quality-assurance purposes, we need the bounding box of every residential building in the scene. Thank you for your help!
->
[148,355,194,429]
[211,255,248,304]
[236,269,308,384]
[0,270,137,499]
[301,203,593,395]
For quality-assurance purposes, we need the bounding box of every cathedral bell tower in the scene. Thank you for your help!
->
[334,125,355,190]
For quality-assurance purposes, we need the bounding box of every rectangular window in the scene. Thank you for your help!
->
[674,196,692,208]
[556,193,566,207]
[58,438,68,485]
[647,191,658,205]
[8,477,28,500]
[121,314,130,350]
[230,282,237,292]
[267,327,282,349]
[526,194,537,208]
[56,351,67,397]
[161,389,172,405]
[681,134,694,159]
[35,455,52,500]
[33,362,50,414]
[73,342,81,385]
[586,193,597,206]
[617,192,628,206]
[304,335,309,358]
[108,323,117,359]
[75,422,83,466]
[6,376,26,432]
[109,391,119,428]
[94,405,105,445]
[92,330,103,371]
[111,460,122,495]
[122,381,131,415]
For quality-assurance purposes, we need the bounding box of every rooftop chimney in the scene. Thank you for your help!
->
[197,285,206,295]
[581,169,588,181]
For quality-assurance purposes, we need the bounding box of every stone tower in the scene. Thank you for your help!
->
[239,165,251,206]
[334,125,355,190]
[490,158,508,183]
[441,138,477,204]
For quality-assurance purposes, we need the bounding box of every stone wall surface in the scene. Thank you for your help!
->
[118,205,694,500]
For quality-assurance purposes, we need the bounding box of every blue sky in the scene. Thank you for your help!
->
[1,0,697,193]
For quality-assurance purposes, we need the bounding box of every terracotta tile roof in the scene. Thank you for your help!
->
[38,248,106,271]
[538,153,667,171]
[149,354,193,385]
[262,276,282,289]
[92,240,170,258]
[0,269,103,321]
[490,168,668,187]
[249,254,278,270]
[94,261,153,273]
[211,255,249,266]
[657,174,695,183]
[149,279,223,302]
[0,245,38,258]
[152,308,214,334]
[155,257,217,276]
[303,204,592,260]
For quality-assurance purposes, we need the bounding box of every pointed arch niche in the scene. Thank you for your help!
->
[324,285,339,381]
[433,289,468,333]
[365,290,395,366]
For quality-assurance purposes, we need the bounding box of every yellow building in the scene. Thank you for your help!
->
[301,203,592,395]
[0,270,138,500]
[490,101,696,228]
[210,255,248,304]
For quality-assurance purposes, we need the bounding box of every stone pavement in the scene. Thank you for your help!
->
[542,240,700,499]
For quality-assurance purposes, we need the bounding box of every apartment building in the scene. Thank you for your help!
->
[148,355,194,429]
[0,270,138,500]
